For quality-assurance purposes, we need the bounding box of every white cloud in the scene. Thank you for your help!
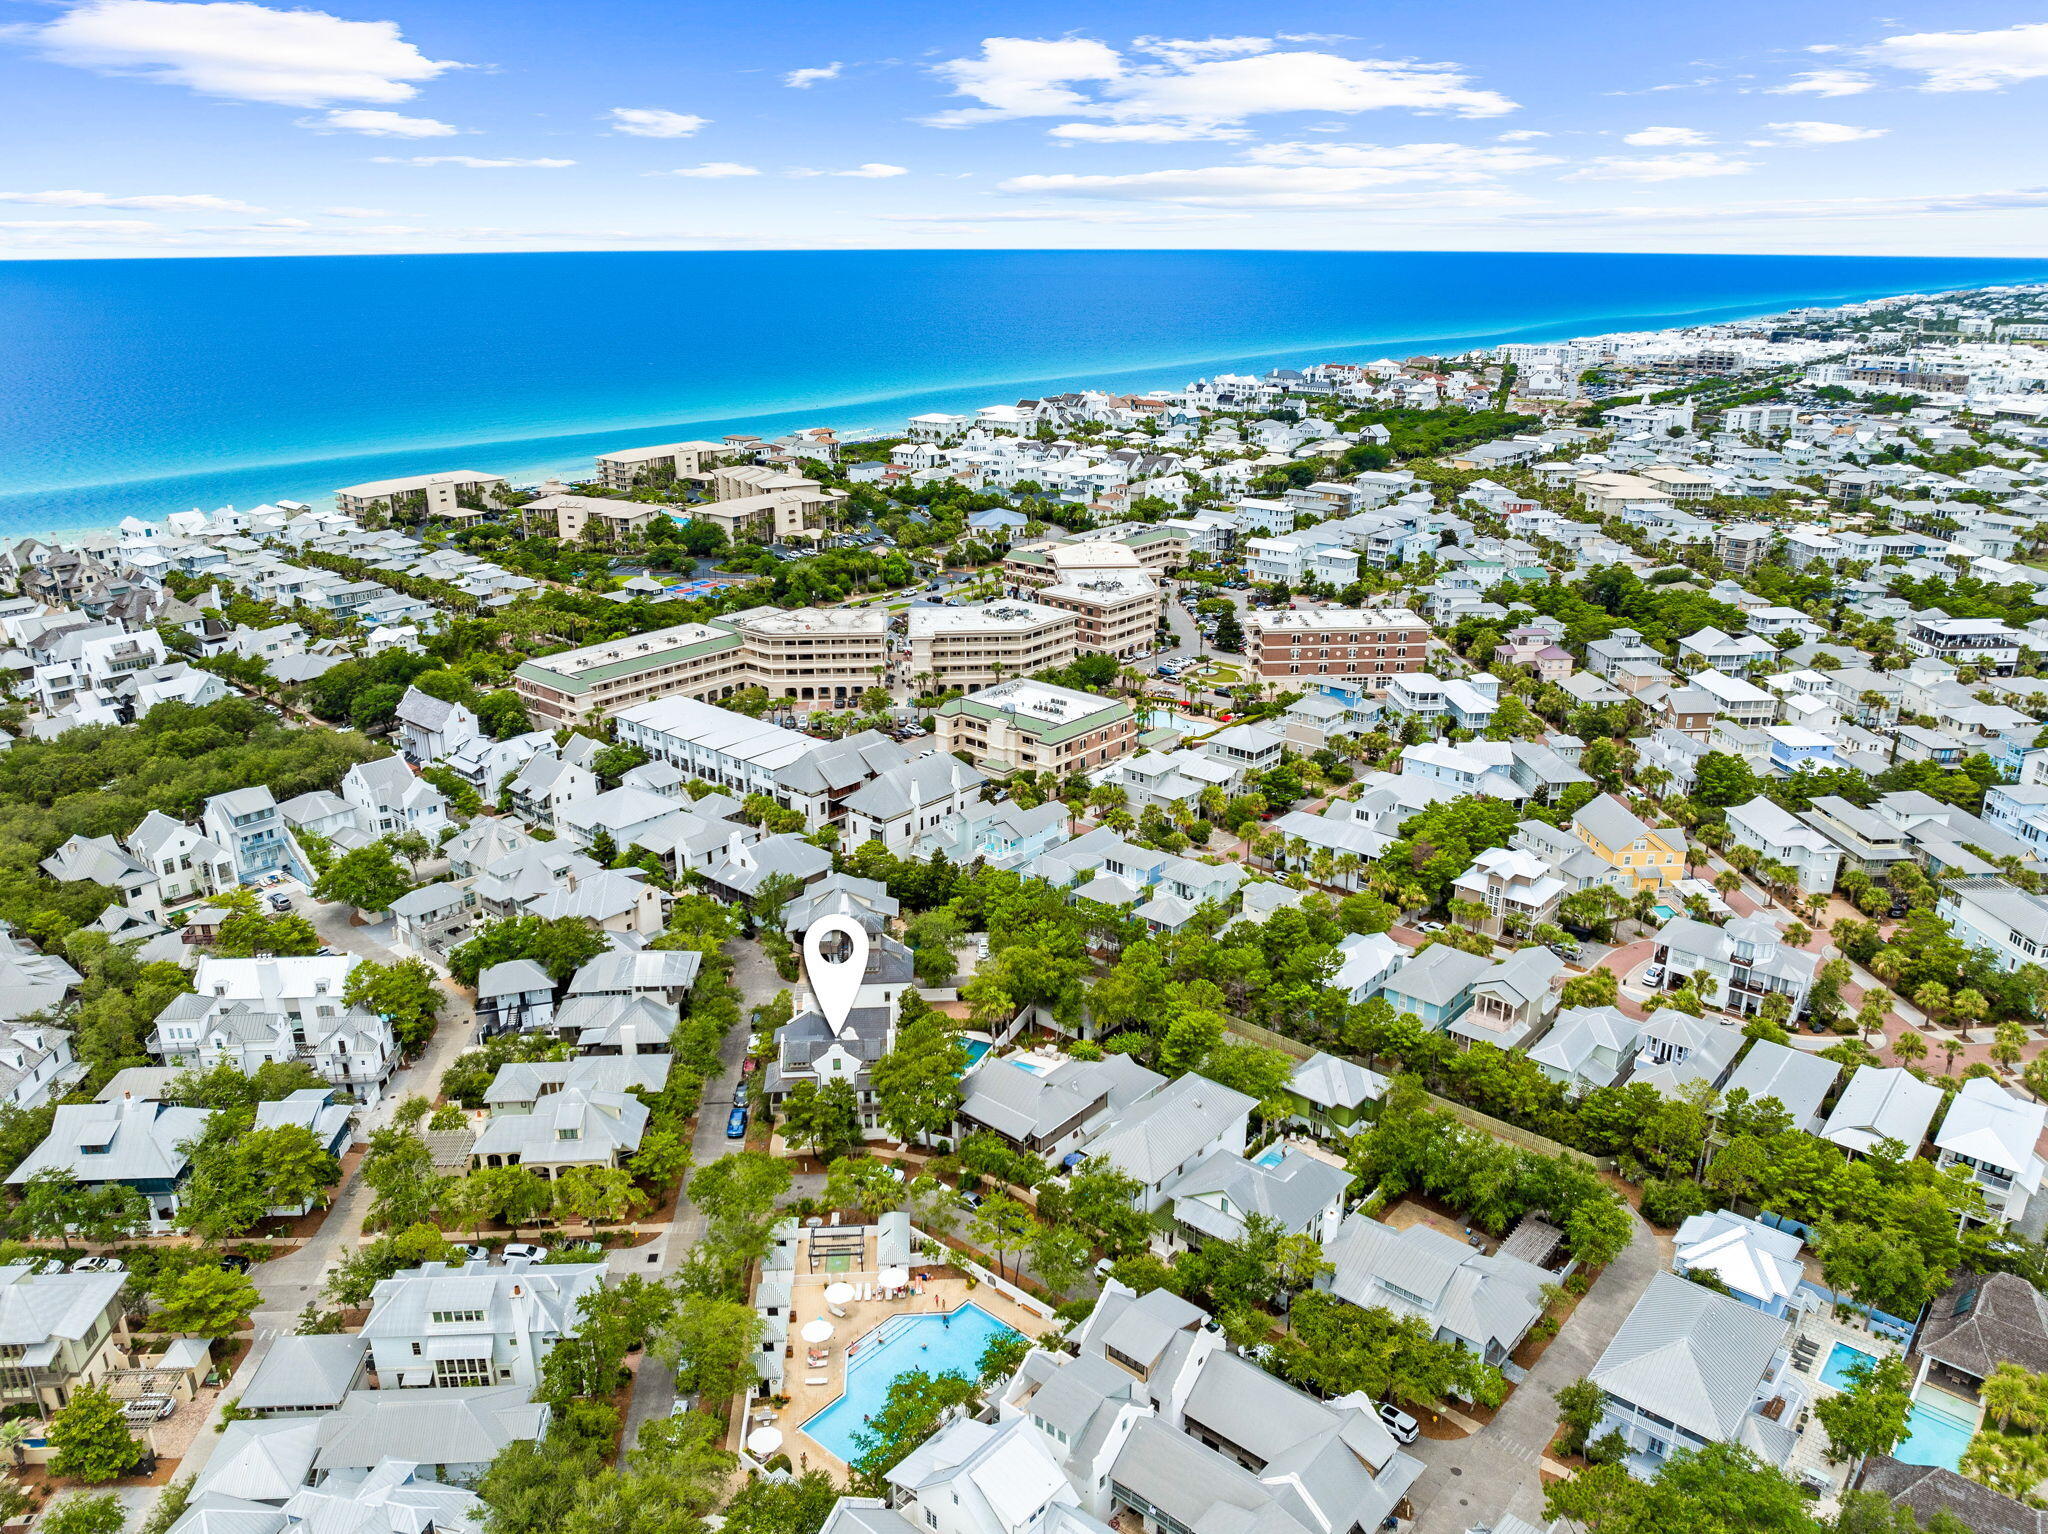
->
[879,208,1249,225]
[374,156,575,168]
[925,37,1126,126]
[1049,121,1249,142]
[783,62,842,88]
[302,108,456,137]
[997,166,1530,210]
[1864,22,2048,92]
[1243,140,1561,176]
[1764,120,1887,144]
[26,0,461,106]
[1768,69,1875,96]
[1497,129,1549,141]
[657,162,759,178]
[923,35,1514,133]
[0,188,260,211]
[1623,125,1710,146]
[1566,150,1755,181]
[1130,35,1272,66]
[323,205,393,217]
[787,163,909,178]
[606,107,707,138]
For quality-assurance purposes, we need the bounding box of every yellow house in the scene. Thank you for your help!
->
[1571,793,1687,891]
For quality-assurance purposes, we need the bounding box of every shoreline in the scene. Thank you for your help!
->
[10,267,2046,542]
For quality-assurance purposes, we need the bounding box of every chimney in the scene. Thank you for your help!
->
[620,1023,637,1058]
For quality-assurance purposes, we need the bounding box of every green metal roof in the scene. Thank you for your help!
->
[940,692,1131,745]
[512,624,742,693]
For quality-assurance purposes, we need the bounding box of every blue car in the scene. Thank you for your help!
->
[725,1105,748,1140]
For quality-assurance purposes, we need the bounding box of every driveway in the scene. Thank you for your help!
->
[618,936,776,1446]
[1402,1209,1665,1534]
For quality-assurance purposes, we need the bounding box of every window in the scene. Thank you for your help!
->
[434,1358,494,1388]
[430,1309,487,1324]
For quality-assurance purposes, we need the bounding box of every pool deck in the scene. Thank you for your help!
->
[758,1227,1052,1478]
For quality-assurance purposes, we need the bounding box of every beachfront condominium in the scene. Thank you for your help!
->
[1248,607,1432,692]
[1040,572,1161,659]
[334,471,510,521]
[936,679,1137,774]
[510,604,890,725]
[593,440,728,491]
[908,601,1079,691]
[520,494,662,545]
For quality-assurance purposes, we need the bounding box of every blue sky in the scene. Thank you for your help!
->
[4,0,2048,258]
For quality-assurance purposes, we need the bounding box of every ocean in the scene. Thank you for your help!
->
[3,248,2046,539]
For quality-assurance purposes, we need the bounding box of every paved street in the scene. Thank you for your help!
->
[618,936,777,1446]
[172,898,481,1493]
[1403,1210,1666,1534]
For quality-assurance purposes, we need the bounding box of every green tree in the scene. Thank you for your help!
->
[551,1166,644,1228]
[466,1164,554,1236]
[869,1012,968,1145]
[849,1369,980,1495]
[151,1265,260,1338]
[359,1128,445,1231]
[967,1193,1035,1283]
[653,1295,763,1404]
[46,1385,139,1483]
[778,1078,862,1162]
[627,1126,693,1191]
[342,958,445,1053]
[1543,1442,1817,1534]
[1559,969,1619,1009]
[10,1170,148,1251]
[1692,751,1761,808]
[720,1471,840,1534]
[41,1493,127,1534]
[1026,1222,1092,1296]
[312,841,413,915]
[1813,1352,1912,1465]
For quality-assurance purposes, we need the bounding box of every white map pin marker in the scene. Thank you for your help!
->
[804,914,870,1034]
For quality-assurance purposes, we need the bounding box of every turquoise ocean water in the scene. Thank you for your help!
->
[3,249,2047,538]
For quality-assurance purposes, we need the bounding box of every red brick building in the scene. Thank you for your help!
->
[1249,607,1432,692]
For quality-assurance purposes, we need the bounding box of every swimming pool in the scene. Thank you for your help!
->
[1894,1395,1979,1472]
[1821,1342,1879,1391]
[800,1304,1022,1464]
[960,1040,993,1070]
[1820,1345,1976,1469]
[1253,1145,1287,1168]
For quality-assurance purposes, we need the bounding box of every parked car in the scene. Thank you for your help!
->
[732,1086,748,1110]
[1377,1404,1420,1444]
[957,1189,984,1212]
[454,1244,489,1262]
[70,1256,124,1274]
[502,1243,549,1262]
[1640,964,1665,987]
[726,1105,748,1139]
[122,1397,175,1424]
[267,893,293,912]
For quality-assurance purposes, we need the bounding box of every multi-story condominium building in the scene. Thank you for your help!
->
[907,601,1078,690]
[592,439,726,491]
[733,606,890,705]
[1038,573,1160,659]
[1902,616,2020,675]
[1714,522,1773,574]
[1938,875,2048,972]
[936,680,1136,774]
[512,620,751,725]
[1799,794,1915,879]
[333,471,508,520]
[1723,795,1842,893]
[1247,607,1429,692]
[519,494,661,546]
[1724,402,1799,435]
[0,1265,131,1414]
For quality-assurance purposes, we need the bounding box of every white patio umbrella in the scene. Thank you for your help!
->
[801,1318,834,1344]
[824,1282,856,1316]
[879,1267,911,1290]
[746,1426,784,1458]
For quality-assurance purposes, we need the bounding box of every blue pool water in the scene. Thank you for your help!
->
[1253,1145,1288,1168]
[1821,1347,1976,1470]
[1894,1397,1979,1472]
[801,1304,1021,1463]
[1821,1342,1878,1391]
[7,249,2048,537]
[960,1040,993,1070]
